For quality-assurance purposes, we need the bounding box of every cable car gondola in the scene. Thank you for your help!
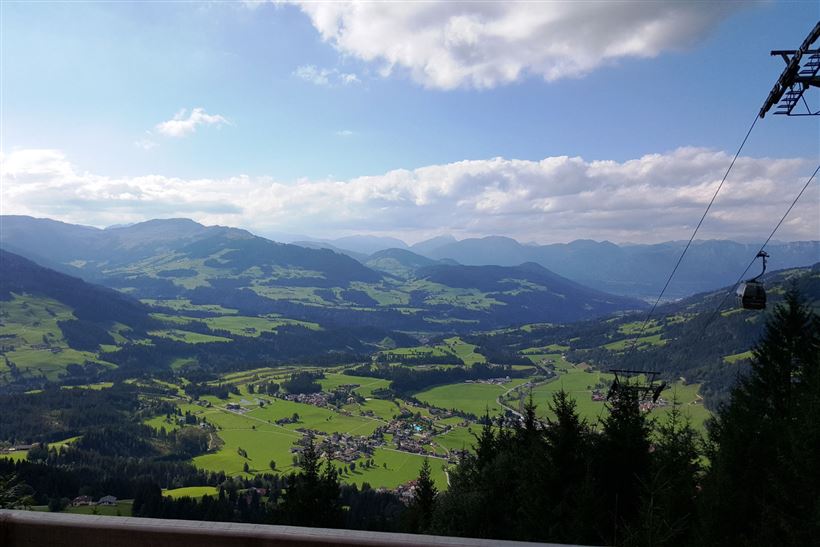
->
[736,251,769,310]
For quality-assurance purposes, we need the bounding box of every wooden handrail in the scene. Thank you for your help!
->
[0,510,584,547]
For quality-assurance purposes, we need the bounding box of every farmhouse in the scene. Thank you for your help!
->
[72,496,93,506]
[98,495,117,506]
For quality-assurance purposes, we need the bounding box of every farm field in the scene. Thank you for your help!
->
[415,381,524,417]
[141,298,238,315]
[193,416,302,477]
[434,425,479,453]
[202,315,320,336]
[148,329,232,344]
[340,448,449,490]
[723,350,754,363]
[163,486,220,499]
[317,373,391,396]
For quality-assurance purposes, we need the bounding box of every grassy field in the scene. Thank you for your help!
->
[378,337,486,366]
[524,352,572,371]
[0,435,81,462]
[441,337,486,365]
[193,416,302,477]
[0,294,73,344]
[339,448,448,490]
[164,486,219,499]
[603,333,666,351]
[349,282,410,307]
[434,425,478,452]
[248,398,380,437]
[415,381,524,417]
[202,315,320,336]
[0,293,116,381]
[617,320,662,335]
[148,329,232,344]
[141,298,238,315]
[318,373,391,397]
[61,382,114,390]
[249,286,332,306]
[723,350,754,364]
[4,347,114,381]
[144,414,182,432]
[527,367,612,422]
[404,280,502,311]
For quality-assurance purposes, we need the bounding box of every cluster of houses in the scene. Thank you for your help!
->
[289,430,376,464]
[71,495,118,507]
[393,479,419,504]
[278,391,329,407]
[317,432,378,463]
[639,398,668,411]
[379,414,438,456]
[0,443,34,454]
[225,402,247,413]
[465,376,512,385]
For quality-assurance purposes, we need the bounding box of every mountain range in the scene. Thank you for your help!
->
[309,234,819,299]
[0,216,644,333]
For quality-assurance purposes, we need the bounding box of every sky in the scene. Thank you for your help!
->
[1,1,819,245]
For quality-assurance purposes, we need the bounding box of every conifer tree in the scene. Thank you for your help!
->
[699,288,820,546]
[597,385,652,544]
[412,457,438,532]
[282,434,342,528]
[625,399,701,547]
[543,389,598,544]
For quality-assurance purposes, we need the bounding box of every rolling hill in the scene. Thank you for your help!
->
[466,263,820,407]
[0,249,155,384]
[0,216,645,331]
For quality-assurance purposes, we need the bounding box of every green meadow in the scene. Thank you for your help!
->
[148,329,232,344]
[202,315,320,336]
[415,381,523,417]
[163,486,219,499]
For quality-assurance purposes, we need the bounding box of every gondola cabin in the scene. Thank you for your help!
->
[736,280,766,310]
[736,250,769,310]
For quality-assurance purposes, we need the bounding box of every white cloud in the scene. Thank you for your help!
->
[288,1,744,89]
[1,147,816,244]
[134,132,158,150]
[294,64,360,86]
[155,107,229,138]
[335,129,355,137]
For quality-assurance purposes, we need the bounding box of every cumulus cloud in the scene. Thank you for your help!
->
[1,147,817,244]
[155,108,230,138]
[294,64,360,86]
[288,1,744,89]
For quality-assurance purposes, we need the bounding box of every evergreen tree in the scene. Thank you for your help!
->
[410,457,438,533]
[0,474,33,509]
[543,389,599,544]
[625,399,701,547]
[699,288,820,546]
[281,435,342,528]
[597,385,652,544]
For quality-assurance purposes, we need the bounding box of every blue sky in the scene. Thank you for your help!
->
[2,1,818,243]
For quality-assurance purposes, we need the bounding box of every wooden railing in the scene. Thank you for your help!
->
[0,510,583,547]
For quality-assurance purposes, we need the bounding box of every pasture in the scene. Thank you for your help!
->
[164,486,220,499]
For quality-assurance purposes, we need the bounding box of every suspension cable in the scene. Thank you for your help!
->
[697,163,820,336]
[624,113,761,357]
